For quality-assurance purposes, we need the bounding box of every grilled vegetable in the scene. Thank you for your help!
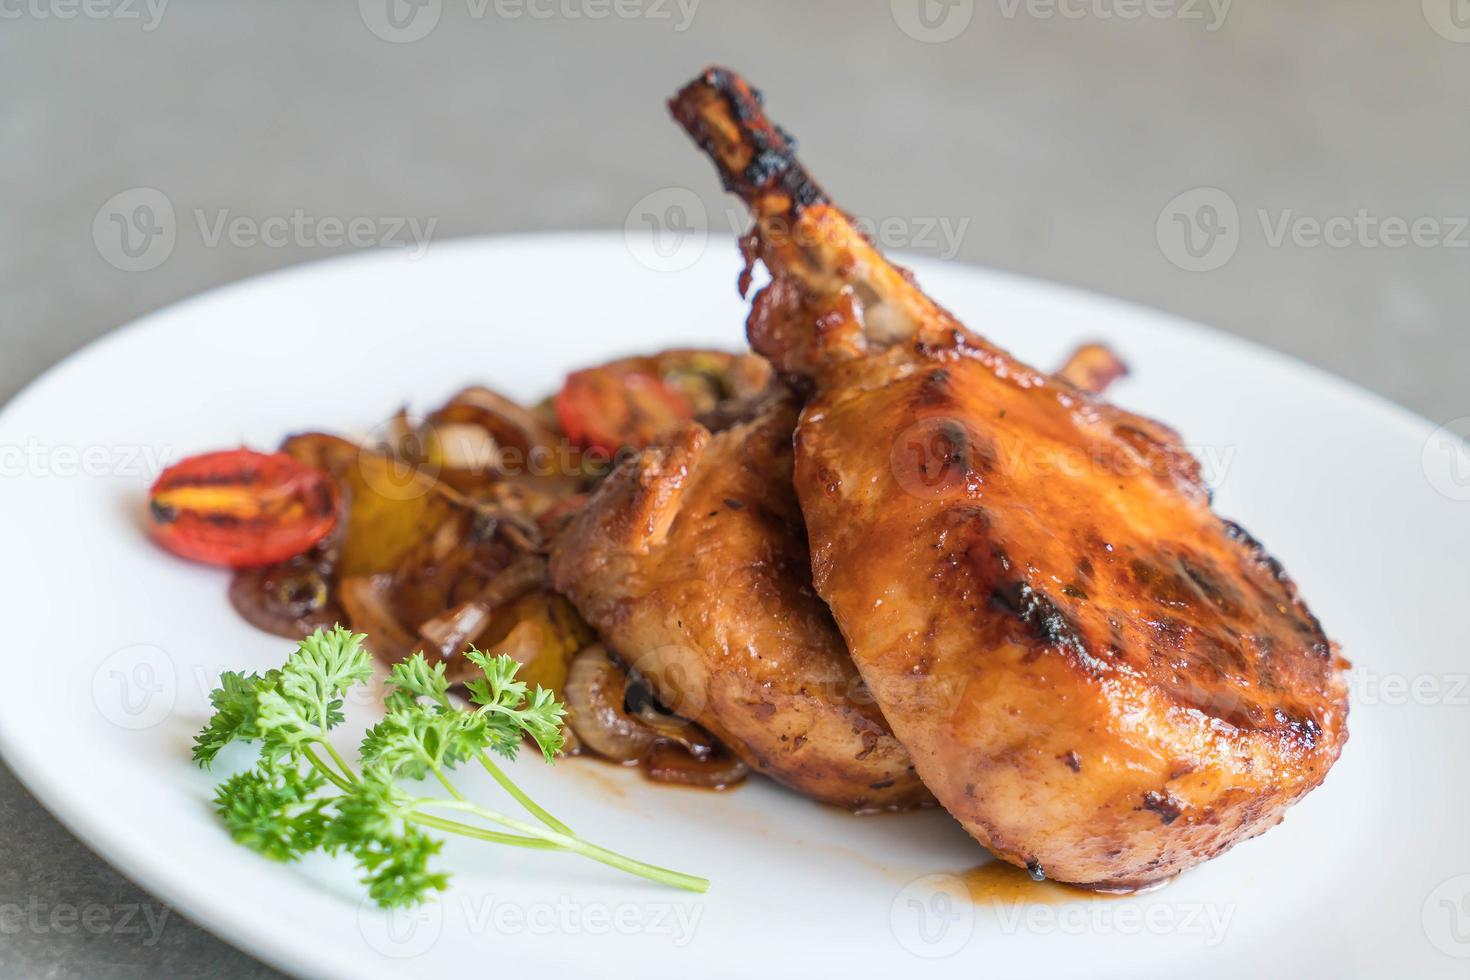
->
[554,365,693,455]
[148,449,338,568]
[279,433,456,578]
[552,350,774,456]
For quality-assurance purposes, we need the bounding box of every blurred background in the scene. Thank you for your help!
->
[0,1,1465,975]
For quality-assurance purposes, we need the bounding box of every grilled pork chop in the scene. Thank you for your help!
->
[551,346,1121,811]
[671,68,1350,888]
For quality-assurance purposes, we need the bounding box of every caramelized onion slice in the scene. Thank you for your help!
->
[427,386,583,501]
[564,646,745,792]
[563,646,657,763]
[416,555,552,661]
[624,669,720,761]
[643,742,749,790]
[429,386,562,457]
[338,574,421,665]
[416,600,495,665]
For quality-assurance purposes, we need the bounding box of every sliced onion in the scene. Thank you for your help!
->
[338,574,420,664]
[624,669,720,761]
[430,423,499,473]
[416,600,494,663]
[427,386,582,499]
[643,741,749,790]
[429,386,562,457]
[564,648,745,790]
[416,555,551,660]
[468,505,544,554]
[563,646,656,763]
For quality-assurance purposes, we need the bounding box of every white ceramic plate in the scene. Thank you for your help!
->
[1,234,1466,979]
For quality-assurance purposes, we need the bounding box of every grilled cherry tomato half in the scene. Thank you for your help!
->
[554,366,693,455]
[148,449,339,568]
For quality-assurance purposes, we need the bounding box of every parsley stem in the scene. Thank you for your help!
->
[429,688,573,836]
[407,813,563,851]
[302,745,354,793]
[412,798,709,893]
[475,752,574,837]
[321,741,359,784]
[432,768,465,801]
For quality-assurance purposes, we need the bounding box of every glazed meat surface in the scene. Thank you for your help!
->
[671,68,1350,888]
[551,345,1118,812]
[551,394,927,810]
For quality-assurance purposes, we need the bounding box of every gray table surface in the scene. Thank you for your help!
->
[1,2,1466,976]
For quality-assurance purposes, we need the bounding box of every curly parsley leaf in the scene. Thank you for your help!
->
[276,626,374,731]
[462,650,566,761]
[193,668,279,767]
[251,626,373,759]
[328,774,447,907]
[211,757,331,862]
[354,826,450,908]
[326,772,412,848]
[360,704,489,780]
[384,653,452,712]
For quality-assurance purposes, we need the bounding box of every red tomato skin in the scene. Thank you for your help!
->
[148,449,339,568]
[554,368,692,455]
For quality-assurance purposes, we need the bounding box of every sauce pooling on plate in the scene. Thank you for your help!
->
[960,861,1172,905]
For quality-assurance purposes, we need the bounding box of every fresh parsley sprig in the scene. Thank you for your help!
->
[196,627,707,906]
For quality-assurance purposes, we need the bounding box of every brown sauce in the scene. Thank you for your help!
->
[960,861,1170,905]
